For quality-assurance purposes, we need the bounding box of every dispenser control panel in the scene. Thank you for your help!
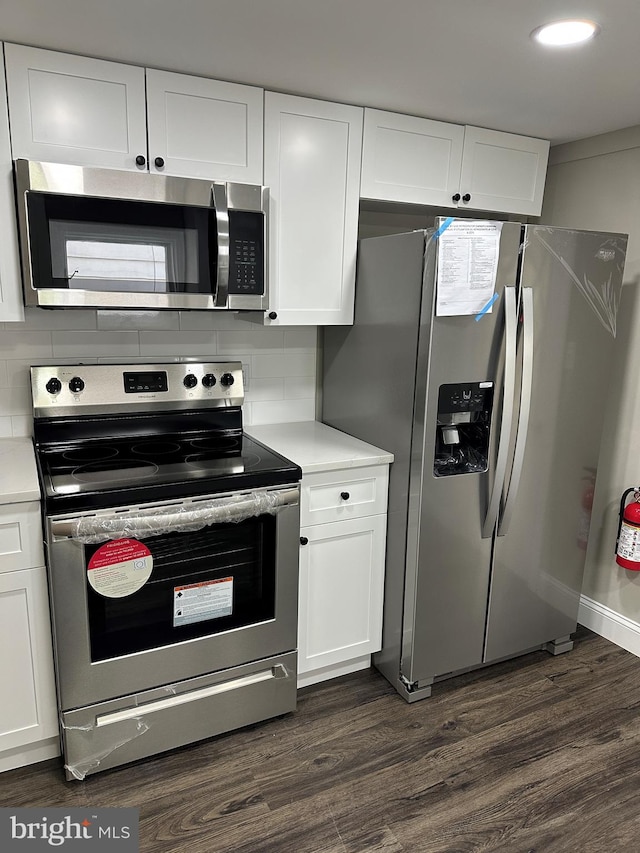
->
[437,381,494,414]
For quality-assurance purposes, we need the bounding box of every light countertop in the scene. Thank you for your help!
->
[246,421,393,474]
[0,437,40,504]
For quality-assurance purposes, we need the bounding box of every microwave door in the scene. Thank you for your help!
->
[211,183,229,308]
[22,191,218,310]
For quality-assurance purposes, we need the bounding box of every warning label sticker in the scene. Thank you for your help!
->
[87,539,153,598]
[617,522,640,561]
[173,577,233,627]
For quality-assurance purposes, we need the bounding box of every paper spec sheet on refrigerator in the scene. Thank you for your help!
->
[436,220,503,316]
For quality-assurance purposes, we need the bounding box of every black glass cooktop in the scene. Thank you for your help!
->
[36,432,302,513]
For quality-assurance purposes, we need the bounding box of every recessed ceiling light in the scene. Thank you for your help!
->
[532,19,600,46]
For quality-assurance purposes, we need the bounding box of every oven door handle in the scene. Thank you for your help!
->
[51,487,300,542]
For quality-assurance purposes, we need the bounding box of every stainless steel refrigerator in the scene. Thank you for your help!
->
[322,219,627,702]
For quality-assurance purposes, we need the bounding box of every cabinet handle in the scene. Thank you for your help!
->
[452,193,461,203]
[267,311,278,320]
[300,536,309,545]
[154,157,165,169]
[462,193,471,203]
[340,491,350,501]
[135,155,146,167]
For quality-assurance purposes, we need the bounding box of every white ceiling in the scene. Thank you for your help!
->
[1,0,638,145]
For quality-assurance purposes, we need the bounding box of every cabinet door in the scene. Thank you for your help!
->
[360,108,464,207]
[5,43,147,170]
[0,502,45,573]
[459,126,550,216]
[0,568,57,751]
[264,92,363,325]
[298,515,386,674]
[146,69,263,182]
[0,45,23,322]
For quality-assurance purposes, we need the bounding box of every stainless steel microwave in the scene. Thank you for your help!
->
[14,159,268,312]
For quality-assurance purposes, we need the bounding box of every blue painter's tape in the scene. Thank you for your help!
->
[475,292,499,321]
[433,216,455,239]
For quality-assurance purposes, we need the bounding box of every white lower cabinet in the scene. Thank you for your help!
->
[0,569,58,752]
[297,465,389,687]
[0,502,59,772]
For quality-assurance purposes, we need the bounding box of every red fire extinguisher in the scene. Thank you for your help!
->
[615,487,640,570]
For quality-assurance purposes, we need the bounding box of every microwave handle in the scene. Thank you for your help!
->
[211,183,229,308]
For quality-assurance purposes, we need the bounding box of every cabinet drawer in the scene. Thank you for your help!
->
[300,465,388,526]
[0,503,44,573]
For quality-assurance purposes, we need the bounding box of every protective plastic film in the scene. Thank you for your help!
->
[53,487,299,544]
[529,227,627,337]
[63,716,151,781]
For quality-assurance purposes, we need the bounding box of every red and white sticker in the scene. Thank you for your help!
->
[87,538,153,598]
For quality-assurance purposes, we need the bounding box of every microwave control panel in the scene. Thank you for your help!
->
[228,210,264,295]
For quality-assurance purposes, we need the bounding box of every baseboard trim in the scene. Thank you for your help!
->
[297,655,371,689]
[0,737,60,774]
[578,594,640,658]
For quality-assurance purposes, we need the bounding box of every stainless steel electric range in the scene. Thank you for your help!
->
[30,361,302,780]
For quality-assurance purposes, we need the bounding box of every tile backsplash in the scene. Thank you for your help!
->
[0,309,318,437]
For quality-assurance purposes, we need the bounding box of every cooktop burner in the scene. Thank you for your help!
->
[37,433,299,512]
[47,432,243,474]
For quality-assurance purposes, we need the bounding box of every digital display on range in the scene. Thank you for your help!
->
[123,371,168,393]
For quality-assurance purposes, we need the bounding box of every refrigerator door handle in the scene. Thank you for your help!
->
[482,285,517,539]
[498,286,534,536]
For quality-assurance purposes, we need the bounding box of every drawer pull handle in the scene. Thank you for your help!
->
[340,491,350,501]
[300,536,309,545]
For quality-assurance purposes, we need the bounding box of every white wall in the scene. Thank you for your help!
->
[541,125,640,653]
[0,308,318,436]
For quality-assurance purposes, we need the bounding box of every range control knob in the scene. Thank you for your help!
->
[45,378,62,395]
[68,377,85,393]
[202,373,217,388]
[220,373,235,387]
[183,374,198,389]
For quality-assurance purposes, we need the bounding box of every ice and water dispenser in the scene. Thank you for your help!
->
[434,382,494,477]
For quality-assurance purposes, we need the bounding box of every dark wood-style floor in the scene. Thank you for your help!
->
[2,627,640,852]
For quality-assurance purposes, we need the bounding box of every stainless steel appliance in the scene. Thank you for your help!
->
[15,159,268,311]
[31,362,301,779]
[323,219,628,702]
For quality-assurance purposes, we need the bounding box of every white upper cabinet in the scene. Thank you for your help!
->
[5,44,264,182]
[0,44,24,322]
[144,69,263,182]
[5,43,147,171]
[361,109,465,207]
[457,125,550,216]
[360,108,550,216]
[263,92,363,325]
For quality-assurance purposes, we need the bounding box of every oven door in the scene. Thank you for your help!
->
[45,486,300,712]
